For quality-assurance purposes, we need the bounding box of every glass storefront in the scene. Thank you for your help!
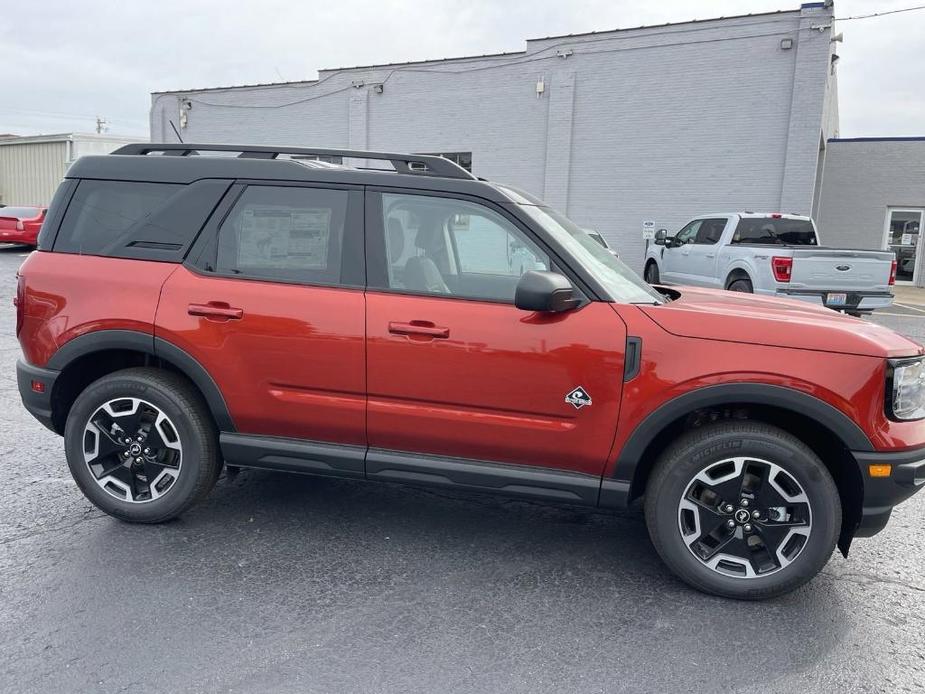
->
[886,209,924,283]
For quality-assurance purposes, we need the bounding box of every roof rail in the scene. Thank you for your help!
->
[111,143,477,180]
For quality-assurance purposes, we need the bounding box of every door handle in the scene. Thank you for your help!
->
[389,320,450,339]
[188,302,244,321]
[706,254,716,258]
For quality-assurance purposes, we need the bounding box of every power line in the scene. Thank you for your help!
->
[837,4,925,21]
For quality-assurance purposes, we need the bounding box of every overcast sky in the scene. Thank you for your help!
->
[1,0,922,138]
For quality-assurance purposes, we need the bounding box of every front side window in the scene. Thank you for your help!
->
[675,220,702,245]
[215,185,347,284]
[378,192,549,302]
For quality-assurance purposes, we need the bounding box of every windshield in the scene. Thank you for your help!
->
[514,203,664,304]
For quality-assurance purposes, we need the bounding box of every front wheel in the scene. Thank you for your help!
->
[644,261,660,284]
[645,422,840,600]
[64,368,221,523]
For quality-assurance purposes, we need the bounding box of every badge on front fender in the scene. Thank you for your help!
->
[565,387,592,409]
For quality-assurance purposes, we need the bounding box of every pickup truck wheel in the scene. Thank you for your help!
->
[727,278,753,293]
[645,421,840,600]
[644,261,660,284]
[63,368,221,523]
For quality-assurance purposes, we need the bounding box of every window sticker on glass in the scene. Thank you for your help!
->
[237,207,331,270]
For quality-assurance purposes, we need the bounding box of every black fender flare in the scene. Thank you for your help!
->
[605,383,873,503]
[46,329,235,432]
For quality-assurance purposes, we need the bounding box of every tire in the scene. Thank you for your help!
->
[64,367,221,523]
[644,421,840,600]
[727,277,753,293]
[645,261,660,284]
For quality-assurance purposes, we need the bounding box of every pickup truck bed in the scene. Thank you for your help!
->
[645,213,895,313]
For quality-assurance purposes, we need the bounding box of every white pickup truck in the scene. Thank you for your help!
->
[643,213,896,314]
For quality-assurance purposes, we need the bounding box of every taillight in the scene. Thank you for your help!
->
[771,256,793,282]
[14,272,24,338]
[15,220,23,231]
[889,259,897,286]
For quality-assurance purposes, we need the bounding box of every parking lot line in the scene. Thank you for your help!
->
[894,302,925,314]
[874,311,925,318]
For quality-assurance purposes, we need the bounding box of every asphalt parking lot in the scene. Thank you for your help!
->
[1,245,924,693]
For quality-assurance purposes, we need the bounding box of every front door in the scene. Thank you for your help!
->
[155,183,367,446]
[884,208,924,284]
[661,219,702,284]
[364,190,626,478]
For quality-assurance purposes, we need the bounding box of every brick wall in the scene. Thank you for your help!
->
[151,5,834,270]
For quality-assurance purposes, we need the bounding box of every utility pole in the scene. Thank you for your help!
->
[95,116,109,134]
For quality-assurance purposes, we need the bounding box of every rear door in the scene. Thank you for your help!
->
[364,189,626,481]
[684,217,728,287]
[155,182,368,453]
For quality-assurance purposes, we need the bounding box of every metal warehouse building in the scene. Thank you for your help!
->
[817,138,925,285]
[0,133,144,206]
[150,3,839,269]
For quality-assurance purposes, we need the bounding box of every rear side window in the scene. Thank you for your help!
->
[54,179,231,260]
[213,185,350,286]
[695,218,727,245]
[732,218,818,246]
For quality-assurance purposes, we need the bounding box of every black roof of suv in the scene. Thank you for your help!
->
[65,143,524,202]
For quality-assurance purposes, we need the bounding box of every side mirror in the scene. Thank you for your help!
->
[654,229,668,245]
[515,271,580,313]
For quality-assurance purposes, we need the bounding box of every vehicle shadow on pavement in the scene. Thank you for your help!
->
[9,467,850,693]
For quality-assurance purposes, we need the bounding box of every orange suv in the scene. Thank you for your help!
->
[15,143,925,599]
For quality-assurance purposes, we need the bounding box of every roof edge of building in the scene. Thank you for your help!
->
[151,6,809,97]
[0,132,147,146]
[829,136,925,143]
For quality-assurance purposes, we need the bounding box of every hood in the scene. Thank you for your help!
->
[640,287,923,358]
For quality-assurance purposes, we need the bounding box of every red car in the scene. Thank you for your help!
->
[14,143,925,599]
[0,206,46,247]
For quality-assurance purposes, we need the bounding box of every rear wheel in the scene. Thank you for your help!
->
[645,422,840,599]
[64,368,221,523]
[727,277,753,293]
[644,261,660,284]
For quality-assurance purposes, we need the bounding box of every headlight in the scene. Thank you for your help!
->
[889,358,925,421]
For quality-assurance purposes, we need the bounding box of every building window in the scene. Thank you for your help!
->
[885,208,925,283]
[291,155,344,164]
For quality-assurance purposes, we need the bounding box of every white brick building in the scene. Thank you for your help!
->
[150,3,839,269]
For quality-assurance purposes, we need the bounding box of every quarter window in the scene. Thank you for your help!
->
[215,186,348,285]
[378,192,549,302]
[55,180,181,254]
